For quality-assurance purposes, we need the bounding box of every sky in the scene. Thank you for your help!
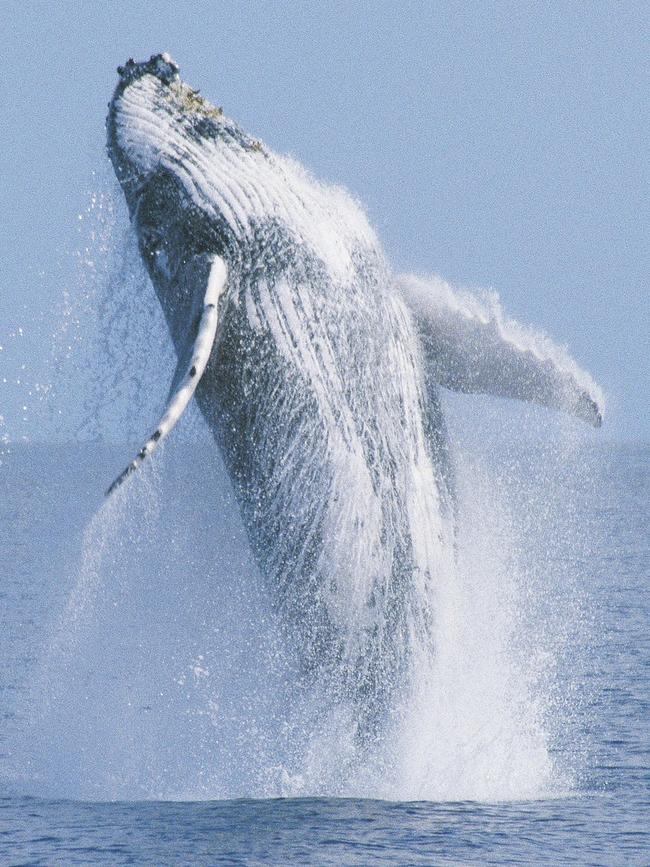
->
[1,0,648,441]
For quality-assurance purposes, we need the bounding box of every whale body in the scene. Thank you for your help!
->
[106,54,603,728]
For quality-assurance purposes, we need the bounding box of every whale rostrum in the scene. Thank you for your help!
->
[105,54,603,728]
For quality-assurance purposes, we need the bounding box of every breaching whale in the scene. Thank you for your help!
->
[106,54,603,728]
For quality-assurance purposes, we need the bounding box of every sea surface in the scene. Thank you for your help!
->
[0,438,648,865]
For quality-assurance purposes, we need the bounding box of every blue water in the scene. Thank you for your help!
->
[1,793,646,865]
[1,438,648,864]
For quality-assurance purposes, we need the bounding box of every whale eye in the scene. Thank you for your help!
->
[154,248,171,278]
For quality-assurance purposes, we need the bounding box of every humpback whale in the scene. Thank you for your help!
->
[106,54,603,728]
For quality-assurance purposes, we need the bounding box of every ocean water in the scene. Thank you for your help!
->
[1,435,648,865]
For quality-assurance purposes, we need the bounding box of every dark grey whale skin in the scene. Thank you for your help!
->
[106,56,454,731]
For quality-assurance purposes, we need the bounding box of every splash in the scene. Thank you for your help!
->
[12,180,598,803]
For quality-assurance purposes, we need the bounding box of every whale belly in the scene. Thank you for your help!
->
[196,249,455,717]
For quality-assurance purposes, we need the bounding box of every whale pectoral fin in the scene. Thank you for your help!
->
[398,274,604,427]
[106,255,228,496]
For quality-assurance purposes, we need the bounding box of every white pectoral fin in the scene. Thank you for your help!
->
[106,255,228,497]
[398,274,604,427]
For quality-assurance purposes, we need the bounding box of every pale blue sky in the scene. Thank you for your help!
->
[1,1,648,440]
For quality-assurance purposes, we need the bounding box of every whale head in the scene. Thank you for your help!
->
[107,53,381,295]
[106,53,275,295]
